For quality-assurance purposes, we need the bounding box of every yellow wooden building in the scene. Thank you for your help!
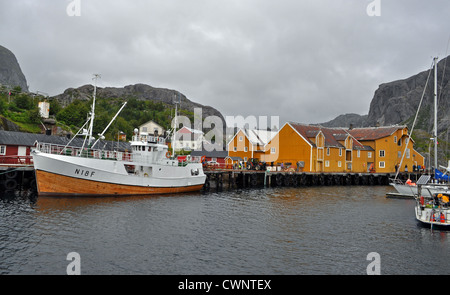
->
[228,123,425,173]
[348,126,425,173]
[226,128,277,165]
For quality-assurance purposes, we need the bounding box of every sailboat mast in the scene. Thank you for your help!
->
[434,57,438,169]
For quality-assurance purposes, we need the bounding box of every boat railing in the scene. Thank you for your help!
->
[35,142,134,162]
[176,155,202,166]
[389,178,405,185]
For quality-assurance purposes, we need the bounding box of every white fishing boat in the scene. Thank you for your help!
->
[390,57,449,197]
[31,75,206,196]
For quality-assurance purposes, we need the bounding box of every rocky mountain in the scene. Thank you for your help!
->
[0,45,28,92]
[323,56,450,137]
[321,113,369,128]
[0,115,21,131]
[51,83,225,127]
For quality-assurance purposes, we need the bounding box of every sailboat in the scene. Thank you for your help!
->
[390,57,450,197]
[31,75,206,196]
[415,175,450,228]
[406,57,450,228]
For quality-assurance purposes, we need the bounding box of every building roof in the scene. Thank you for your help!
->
[348,126,407,141]
[288,122,374,151]
[245,129,277,146]
[289,123,345,148]
[177,126,204,134]
[190,149,228,158]
[0,130,131,151]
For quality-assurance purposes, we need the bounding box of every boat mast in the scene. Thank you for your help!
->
[171,92,180,156]
[433,57,438,170]
[89,74,101,145]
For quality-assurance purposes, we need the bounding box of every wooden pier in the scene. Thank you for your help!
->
[204,169,425,190]
[0,165,36,194]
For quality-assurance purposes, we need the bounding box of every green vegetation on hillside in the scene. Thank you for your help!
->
[0,87,194,141]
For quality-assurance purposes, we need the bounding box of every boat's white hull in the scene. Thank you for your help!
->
[32,151,206,196]
[391,183,450,197]
[415,204,450,227]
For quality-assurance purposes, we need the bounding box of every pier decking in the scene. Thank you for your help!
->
[203,168,424,190]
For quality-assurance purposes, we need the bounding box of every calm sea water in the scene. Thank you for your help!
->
[1,185,449,275]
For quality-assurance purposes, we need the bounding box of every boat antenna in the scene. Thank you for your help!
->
[171,92,181,156]
[88,74,101,145]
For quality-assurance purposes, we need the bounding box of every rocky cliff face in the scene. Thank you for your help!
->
[51,83,225,126]
[0,45,28,92]
[323,56,450,136]
[367,56,450,134]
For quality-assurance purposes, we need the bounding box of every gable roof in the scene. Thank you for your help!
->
[348,126,407,141]
[227,128,277,147]
[0,130,131,151]
[246,129,277,146]
[289,122,346,148]
[288,122,373,151]
[176,126,204,134]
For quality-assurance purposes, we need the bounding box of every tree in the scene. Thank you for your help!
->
[56,100,90,128]
[14,94,32,109]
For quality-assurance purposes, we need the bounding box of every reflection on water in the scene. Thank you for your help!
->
[1,186,450,274]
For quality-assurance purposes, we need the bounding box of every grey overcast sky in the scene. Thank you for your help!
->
[0,0,449,126]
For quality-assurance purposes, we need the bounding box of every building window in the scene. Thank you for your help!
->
[338,161,342,168]
[406,148,410,159]
[0,145,5,155]
[244,157,247,162]
[233,147,237,152]
[271,147,276,154]
[379,150,385,157]
[326,148,330,156]
[379,161,385,168]
[244,147,248,152]
[357,150,360,158]
[398,151,401,158]
[368,152,372,158]
[394,136,397,143]
[239,136,243,142]
[339,148,342,157]
[325,160,330,167]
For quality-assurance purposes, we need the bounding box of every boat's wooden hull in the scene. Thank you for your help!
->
[36,170,204,197]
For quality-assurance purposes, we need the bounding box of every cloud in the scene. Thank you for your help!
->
[1,0,449,126]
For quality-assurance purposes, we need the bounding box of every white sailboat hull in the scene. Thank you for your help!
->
[415,204,450,227]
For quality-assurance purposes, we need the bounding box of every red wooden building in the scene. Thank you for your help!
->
[0,130,131,166]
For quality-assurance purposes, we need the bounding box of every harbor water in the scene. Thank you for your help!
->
[1,185,450,275]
